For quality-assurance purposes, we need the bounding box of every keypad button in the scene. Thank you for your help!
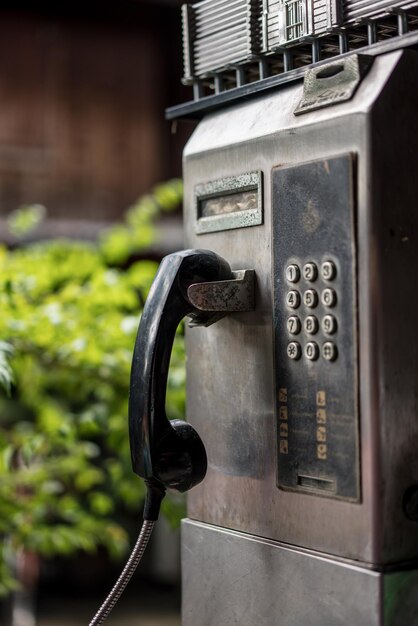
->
[304,315,319,335]
[322,288,337,308]
[303,289,318,308]
[287,342,302,360]
[286,290,301,309]
[285,264,301,283]
[305,342,319,361]
[303,262,318,282]
[322,315,337,335]
[322,342,338,361]
[321,260,336,281]
[287,316,301,335]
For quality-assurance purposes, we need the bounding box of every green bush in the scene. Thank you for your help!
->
[0,180,185,596]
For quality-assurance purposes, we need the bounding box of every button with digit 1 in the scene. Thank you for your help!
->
[285,264,300,283]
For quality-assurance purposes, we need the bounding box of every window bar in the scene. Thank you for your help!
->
[193,81,204,101]
[283,49,294,72]
[367,21,378,45]
[312,38,321,63]
[214,74,224,94]
[396,10,409,35]
[338,31,349,54]
[259,58,269,80]
[236,66,246,87]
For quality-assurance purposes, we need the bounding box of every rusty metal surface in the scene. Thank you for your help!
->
[187,269,255,313]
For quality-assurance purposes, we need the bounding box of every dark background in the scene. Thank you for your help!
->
[0,0,194,238]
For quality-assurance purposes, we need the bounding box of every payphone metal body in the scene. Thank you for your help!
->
[179,48,418,625]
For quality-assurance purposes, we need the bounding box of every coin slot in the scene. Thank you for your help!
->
[297,474,335,492]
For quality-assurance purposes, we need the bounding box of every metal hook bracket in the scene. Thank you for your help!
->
[187,269,255,327]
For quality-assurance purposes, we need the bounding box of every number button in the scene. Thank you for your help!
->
[322,342,338,361]
[304,315,319,335]
[321,260,336,281]
[305,342,319,361]
[285,264,300,283]
[303,262,318,282]
[322,315,337,335]
[287,316,301,335]
[322,288,337,308]
[286,290,301,309]
[303,289,318,308]
[287,342,302,360]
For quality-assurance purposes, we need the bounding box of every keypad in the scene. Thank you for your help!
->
[285,259,339,362]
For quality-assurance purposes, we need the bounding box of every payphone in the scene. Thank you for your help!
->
[92,2,418,625]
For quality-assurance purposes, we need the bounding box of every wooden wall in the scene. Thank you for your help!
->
[0,1,192,225]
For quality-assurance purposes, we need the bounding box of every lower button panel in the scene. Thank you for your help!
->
[273,155,360,502]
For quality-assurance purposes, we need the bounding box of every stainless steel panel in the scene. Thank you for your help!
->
[182,519,418,626]
[183,50,418,565]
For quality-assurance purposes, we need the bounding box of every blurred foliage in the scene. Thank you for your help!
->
[0,180,185,596]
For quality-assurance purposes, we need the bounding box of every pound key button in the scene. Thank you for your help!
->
[287,342,302,360]
[322,342,338,361]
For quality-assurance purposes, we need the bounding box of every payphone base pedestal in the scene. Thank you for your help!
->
[182,519,418,626]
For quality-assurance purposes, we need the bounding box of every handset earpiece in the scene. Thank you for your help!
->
[128,249,233,519]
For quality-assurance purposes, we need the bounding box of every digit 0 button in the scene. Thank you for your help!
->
[285,264,300,283]
[303,262,318,282]
[321,260,336,281]
[305,342,319,361]
[286,290,301,309]
[321,288,337,308]
[287,342,302,360]
[287,316,301,335]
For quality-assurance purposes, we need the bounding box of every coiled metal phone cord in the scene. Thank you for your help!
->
[89,519,155,625]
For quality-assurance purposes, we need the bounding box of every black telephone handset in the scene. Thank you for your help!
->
[128,249,234,520]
